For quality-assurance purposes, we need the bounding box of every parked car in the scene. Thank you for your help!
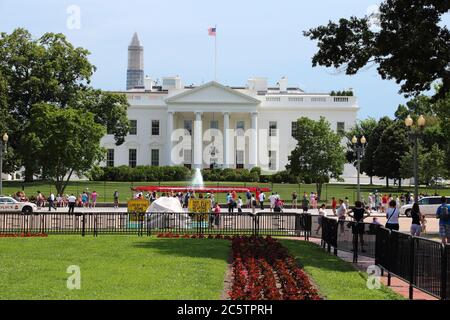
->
[0,196,38,214]
[400,196,450,217]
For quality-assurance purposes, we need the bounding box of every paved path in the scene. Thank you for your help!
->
[306,237,437,300]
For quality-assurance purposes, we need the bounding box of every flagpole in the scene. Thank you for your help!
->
[214,24,217,81]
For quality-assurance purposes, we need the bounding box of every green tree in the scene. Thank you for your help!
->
[304,1,450,100]
[24,103,105,194]
[373,121,410,188]
[0,28,129,180]
[287,117,346,199]
[345,118,378,184]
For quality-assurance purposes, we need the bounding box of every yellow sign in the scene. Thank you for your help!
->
[188,199,211,213]
[127,199,150,213]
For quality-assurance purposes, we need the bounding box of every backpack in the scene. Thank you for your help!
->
[440,205,449,221]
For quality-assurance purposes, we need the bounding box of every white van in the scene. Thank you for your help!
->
[400,196,450,217]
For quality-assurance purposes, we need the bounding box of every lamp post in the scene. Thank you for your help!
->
[405,115,426,203]
[0,132,9,195]
[352,135,367,203]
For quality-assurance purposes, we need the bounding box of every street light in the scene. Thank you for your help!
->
[352,135,367,203]
[0,132,9,195]
[405,115,426,203]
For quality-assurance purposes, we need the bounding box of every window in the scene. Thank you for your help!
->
[236,121,245,136]
[337,122,345,135]
[106,149,114,167]
[184,120,192,136]
[129,149,137,168]
[429,198,441,205]
[269,121,277,137]
[151,120,160,136]
[418,198,429,205]
[184,149,192,164]
[236,150,244,169]
[268,151,276,170]
[291,122,298,138]
[129,120,137,135]
[151,149,159,166]
[210,120,219,130]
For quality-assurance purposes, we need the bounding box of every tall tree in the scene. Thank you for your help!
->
[304,0,450,100]
[0,28,129,180]
[287,117,346,199]
[24,103,105,194]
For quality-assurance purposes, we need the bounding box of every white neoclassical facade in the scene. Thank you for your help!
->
[101,76,359,179]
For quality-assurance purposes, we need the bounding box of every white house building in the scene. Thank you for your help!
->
[99,33,359,180]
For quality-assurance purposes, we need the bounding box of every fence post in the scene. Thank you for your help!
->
[352,231,358,263]
[81,213,85,237]
[441,245,448,300]
[409,237,415,300]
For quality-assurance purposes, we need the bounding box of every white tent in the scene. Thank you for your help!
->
[146,197,191,229]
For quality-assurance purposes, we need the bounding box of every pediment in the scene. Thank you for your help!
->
[165,81,260,105]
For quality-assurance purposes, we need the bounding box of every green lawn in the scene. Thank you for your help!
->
[0,236,402,300]
[280,240,403,300]
[0,236,230,300]
[3,180,449,205]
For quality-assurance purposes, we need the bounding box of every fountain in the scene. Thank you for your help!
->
[191,168,204,188]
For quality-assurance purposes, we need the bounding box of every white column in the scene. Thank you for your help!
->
[166,111,174,166]
[223,112,230,168]
[250,112,258,168]
[193,111,203,169]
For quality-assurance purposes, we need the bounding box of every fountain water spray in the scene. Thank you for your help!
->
[191,168,204,188]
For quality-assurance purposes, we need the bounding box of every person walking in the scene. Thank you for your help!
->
[269,193,276,212]
[113,190,119,209]
[316,203,327,234]
[436,196,450,245]
[237,196,243,214]
[251,194,257,214]
[91,190,98,208]
[48,193,57,211]
[301,194,310,213]
[258,192,266,210]
[67,193,77,214]
[410,202,424,236]
[291,191,298,209]
[385,199,400,231]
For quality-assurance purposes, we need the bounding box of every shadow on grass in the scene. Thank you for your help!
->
[132,238,231,262]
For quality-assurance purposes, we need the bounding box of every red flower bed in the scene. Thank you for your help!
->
[0,232,48,238]
[228,236,320,300]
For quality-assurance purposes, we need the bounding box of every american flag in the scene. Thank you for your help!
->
[208,27,216,36]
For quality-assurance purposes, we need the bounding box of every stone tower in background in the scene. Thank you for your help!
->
[126,32,144,90]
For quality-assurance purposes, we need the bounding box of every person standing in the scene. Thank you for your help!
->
[48,193,57,211]
[316,203,327,234]
[91,190,98,208]
[436,196,450,245]
[385,200,400,231]
[347,201,370,252]
[258,191,266,210]
[251,194,257,214]
[113,190,119,209]
[245,190,252,208]
[237,196,243,214]
[331,197,337,215]
[214,203,221,228]
[410,202,424,236]
[291,192,298,209]
[67,194,77,214]
[269,193,276,212]
[335,199,347,234]
[301,194,310,213]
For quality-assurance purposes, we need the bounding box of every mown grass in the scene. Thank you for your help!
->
[0,236,230,300]
[4,180,449,205]
[280,240,404,300]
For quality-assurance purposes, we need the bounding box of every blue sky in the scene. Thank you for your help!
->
[1,0,448,119]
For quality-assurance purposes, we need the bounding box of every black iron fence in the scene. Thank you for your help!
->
[319,216,449,300]
[0,211,310,238]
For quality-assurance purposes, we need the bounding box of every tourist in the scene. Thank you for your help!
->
[269,193,276,212]
[56,194,63,207]
[436,196,450,245]
[381,194,388,213]
[274,197,283,213]
[368,193,375,211]
[316,203,327,234]
[372,217,381,225]
[258,191,266,210]
[347,201,370,252]
[335,199,347,234]
[81,191,89,207]
[214,203,221,228]
[331,197,337,215]
[410,202,424,237]
[91,190,98,208]
[226,192,234,213]
[245,190,252,208]
[237,196,243,214]
[67,193,76,214]
[301,194,310,213]
[291,191,298,209]
[251,194,257,214]
[385,199,400,231]
[113,190,119,209]
[48,193,57,211]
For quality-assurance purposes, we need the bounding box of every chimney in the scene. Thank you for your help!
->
[278,76,288,93]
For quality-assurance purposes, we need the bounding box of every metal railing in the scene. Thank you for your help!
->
[0,211,311,238]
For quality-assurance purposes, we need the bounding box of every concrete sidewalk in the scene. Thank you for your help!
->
[307,237,437,300]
